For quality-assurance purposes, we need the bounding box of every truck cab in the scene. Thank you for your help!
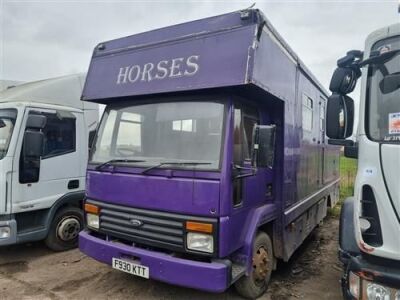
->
[0,74,98,250]
[326,23,400,299]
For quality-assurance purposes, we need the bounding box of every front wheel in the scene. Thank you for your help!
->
[45,206,83,251]
[235,232,274,299]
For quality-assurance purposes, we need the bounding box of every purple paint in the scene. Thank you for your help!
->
[79,9,340,294]
[82,26,256,101]
[79,231,229,292]
[87,170,221,216]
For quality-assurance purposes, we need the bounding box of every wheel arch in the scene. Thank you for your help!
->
[15,191,85,244]
[43,191,85,236]
[339,197,360,266]
[237,205,277,275]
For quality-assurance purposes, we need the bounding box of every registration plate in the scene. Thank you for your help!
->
[112,258,149,279]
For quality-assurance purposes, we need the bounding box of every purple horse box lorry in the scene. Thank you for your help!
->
[79,9,340,298]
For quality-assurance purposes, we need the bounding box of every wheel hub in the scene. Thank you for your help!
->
[57,216,81,242]
[252,246,269,283]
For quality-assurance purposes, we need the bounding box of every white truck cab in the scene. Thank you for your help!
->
[326,23,400,299]
[0,74,98,250]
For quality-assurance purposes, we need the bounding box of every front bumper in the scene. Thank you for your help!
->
[79,231,230,293]
[342,255,400,299]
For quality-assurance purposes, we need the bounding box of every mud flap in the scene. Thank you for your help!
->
[339,197,360,266]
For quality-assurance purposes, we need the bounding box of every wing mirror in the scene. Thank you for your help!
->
[327,49,361,158]
[380,72,400,94]
[329,67,359,95]
[20,130,44,183]
[326,94,354,140]
[26,114,46,129]
[23,114,47,160]
[23,130,44,159]
[19,114,47,184]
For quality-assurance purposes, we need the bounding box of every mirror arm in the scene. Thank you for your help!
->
[234,171,257,180]
[234,164,256,171]
[233,164,257,180]
[344,144,358,159]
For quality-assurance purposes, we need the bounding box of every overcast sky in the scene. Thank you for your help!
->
[0,0,399,94]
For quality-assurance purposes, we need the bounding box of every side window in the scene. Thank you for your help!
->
[40,111,76,158]
[233,103,259,207]
[172,119,196,132]
[243,116,258,159]
[233,105,259,164]
[302,94,314,132]
[233,108,243,165]
[320,97,326,129]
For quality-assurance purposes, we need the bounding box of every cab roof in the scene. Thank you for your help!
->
[0,73,97,111]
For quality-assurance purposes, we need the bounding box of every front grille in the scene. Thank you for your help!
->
[86,199,217,255]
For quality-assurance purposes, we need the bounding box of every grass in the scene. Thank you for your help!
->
[328,154,358,217]
[339,155,358,200]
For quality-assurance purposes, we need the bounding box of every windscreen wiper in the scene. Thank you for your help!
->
[95,159,146,171]
[141,161,211,174]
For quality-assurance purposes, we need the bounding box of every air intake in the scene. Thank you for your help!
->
[360,185,383,247]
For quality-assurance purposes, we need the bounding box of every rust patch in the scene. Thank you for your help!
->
[359,241,374,253]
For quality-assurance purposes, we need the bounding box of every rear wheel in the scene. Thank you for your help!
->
[45,206,83,251]
[235,232,274,299]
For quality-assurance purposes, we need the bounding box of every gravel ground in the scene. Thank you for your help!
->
[0,216,342,300]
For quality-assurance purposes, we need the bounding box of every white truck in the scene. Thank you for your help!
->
[0,74,98,251]
[326,23,400,299]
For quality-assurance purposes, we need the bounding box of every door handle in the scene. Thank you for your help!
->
[68,180,79,190]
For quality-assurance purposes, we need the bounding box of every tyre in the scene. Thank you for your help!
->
[45,206,83,251]
[235,232,274,299]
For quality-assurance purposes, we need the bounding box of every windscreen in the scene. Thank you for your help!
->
[0,109,17,160]
[91,101,225,170]
[367,36,400,143]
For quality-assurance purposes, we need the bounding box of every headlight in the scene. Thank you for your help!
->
[0,226,11,239]
[87,213,100,229]
[366,283,390,300]
[395,290,400,300]
[187,232,213,253]
[349,272,399,300]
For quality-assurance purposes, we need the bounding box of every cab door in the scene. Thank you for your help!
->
[232,103,269,211]
[11,108,81,214]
